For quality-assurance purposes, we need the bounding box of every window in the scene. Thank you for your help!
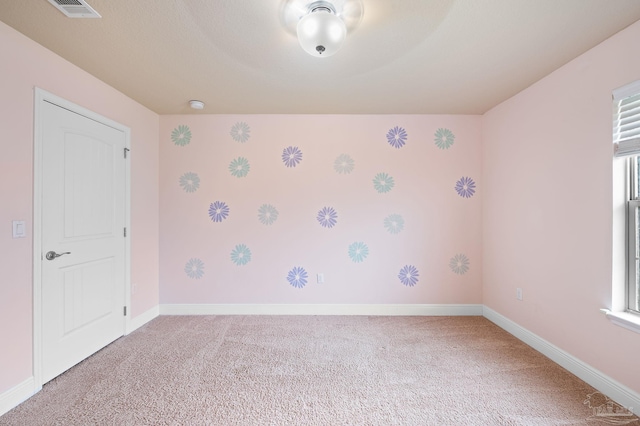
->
[627,158,640,313]
[613,81,640,314]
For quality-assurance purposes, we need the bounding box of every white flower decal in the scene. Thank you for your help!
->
[184,258,204,279]
[258,204,279,225]
[334,154,355,174]
[230,122,251,143]
[449,254,470,275]
[179,172,200,193]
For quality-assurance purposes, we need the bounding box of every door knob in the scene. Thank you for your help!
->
[45,251,71,261]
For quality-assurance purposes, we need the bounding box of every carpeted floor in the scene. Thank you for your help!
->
[1,316,638,425]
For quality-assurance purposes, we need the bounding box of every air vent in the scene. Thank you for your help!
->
[47,0,101,18]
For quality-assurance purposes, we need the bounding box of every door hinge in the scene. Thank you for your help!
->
[124,227,127,237]
[124,147,130,158]
[124,306,127,316]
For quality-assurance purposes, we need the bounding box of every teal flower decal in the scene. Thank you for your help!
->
[384,214,404,234]
[373,172,395,193]
[171,125,191,146]
[434,128,455,150]
[229,157,250,178]
[449,254,470,275]
[258,204,279,225]
[348,242,369,263]
[185,258,204,279]
[179,172,200,193]
[334,154,355,174]
[230,244,252,266]
[230,122,251,143]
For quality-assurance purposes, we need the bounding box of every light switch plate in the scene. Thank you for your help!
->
[12,221,26,238]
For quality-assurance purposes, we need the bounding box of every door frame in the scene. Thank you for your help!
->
[32,88,131,389]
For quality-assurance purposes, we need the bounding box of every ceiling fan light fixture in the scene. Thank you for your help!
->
[297,1,347,58]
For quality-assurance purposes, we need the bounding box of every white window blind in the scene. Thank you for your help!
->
[613,80,640,158]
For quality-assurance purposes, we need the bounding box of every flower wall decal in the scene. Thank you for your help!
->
[230,244,252,266]
[348,242,369,263]
[434,128,455,150]
[317,206,338,228]
[282,146,303,168]
[398,265,419,287]
[229,157,250,178]
[384,214,405,234]
[208,201,230,223]
[449,254,470,275]
[386,126,408,149]
[184,258,204,279]
[230,122,251,143]
[179,172,200,193]
[373,172,395,193]
[171,125,191,146]
[455,176,476,198]
[258,204,279,225]
[334,154,355,174]
[287,266,308,289]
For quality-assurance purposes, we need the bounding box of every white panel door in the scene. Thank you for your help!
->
[40,100,126,384]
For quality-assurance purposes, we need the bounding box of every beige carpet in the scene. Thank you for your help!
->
[1,316,637,425]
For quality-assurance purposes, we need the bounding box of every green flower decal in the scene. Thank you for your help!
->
[373,172,395,193]
[348,242,369,263]
[230,244,252,266]
[434,128,455,150]
[384,214,404,234]
[229,157,250,178]
[171,125,191,146]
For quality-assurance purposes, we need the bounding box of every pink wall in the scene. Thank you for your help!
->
[159,115,483,304]
[483,20,640,393]
[0,21,160,394]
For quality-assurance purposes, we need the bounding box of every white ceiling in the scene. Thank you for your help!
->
[2,1,640,115]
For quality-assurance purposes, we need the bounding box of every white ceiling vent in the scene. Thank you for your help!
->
[47,0,101,18]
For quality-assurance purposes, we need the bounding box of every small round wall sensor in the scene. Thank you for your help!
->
[189,100,205,110]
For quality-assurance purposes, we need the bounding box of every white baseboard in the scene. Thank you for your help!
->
[160,303,484,316]
[126,305,160,334]
[483,306,640,416]
[0,377,38,417]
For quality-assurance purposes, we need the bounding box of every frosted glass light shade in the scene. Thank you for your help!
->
[297,9,346,57]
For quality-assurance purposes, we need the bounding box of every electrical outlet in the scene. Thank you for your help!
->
[317,273,324,284]
[516,288,523,301]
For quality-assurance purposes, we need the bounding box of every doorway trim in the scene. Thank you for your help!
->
[32,88,131,390]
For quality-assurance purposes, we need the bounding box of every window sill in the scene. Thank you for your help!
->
[601,309,640,334]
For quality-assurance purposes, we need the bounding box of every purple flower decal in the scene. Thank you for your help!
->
[455,176,476,198]
[398,265,419,287]
[386,126,407,149]
[317,206,338,228]
[208,201,230,222]
[282,146,303,168]
[287,266,308,289]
